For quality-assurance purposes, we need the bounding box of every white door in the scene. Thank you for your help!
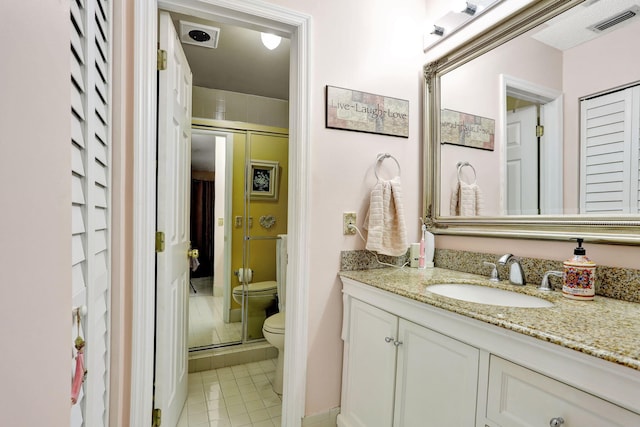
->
[155,11,193,427]
[340,299,398,427]
[507,105,538,214]
[393,319,479,427]
[70,0,113,424]
[580,86,639,214]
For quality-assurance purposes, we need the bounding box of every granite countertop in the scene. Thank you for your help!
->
[339,267,640,371]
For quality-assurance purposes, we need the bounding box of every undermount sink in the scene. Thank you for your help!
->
[425,283,553,308]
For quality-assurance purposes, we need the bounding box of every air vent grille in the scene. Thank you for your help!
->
[179,20,220,49]
[588,6,639,33]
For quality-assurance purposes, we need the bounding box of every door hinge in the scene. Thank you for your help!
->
[152,408,162,426]
[155,231,165,253]
[157,49,167,71]
[536,125,544,137]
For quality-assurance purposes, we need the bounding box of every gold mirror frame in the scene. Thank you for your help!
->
[423,0,640,245]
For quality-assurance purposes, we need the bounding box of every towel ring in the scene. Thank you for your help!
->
[374,153,401,180]
[456,161,477,185]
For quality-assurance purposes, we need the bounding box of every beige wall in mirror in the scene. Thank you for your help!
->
[438,0,640,217]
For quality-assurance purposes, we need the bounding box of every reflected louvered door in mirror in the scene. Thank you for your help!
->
[580,84,640,214]
[70,0,112,425]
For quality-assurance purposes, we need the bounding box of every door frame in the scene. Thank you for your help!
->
[130,1,311,426]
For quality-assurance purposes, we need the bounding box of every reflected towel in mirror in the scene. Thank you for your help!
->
[450,181,483,216]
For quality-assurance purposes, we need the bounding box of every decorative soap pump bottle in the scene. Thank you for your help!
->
[562,238,596,300]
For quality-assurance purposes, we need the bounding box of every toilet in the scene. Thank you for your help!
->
[232,280,277,339]
[262,234,287,395]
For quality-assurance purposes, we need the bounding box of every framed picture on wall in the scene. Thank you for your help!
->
[250,160,279,201]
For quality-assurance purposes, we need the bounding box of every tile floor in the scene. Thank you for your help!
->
[189,277,242,348]
[178,359,282,427]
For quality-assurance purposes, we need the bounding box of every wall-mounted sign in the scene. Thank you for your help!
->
[325,85,409,138]
[441,109,495,151]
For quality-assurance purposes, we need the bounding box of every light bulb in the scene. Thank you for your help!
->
[453,0,477,15]
[260,33,281,50]
[431,25,445,37]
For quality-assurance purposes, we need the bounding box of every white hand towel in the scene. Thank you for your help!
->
[450,181,483,216]
[364,177,409,257]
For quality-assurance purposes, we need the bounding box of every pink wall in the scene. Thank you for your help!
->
[0,2,71,425]
[260,0,428,415]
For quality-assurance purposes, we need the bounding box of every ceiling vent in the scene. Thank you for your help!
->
[588,6,640,33]
[179,20,220,49]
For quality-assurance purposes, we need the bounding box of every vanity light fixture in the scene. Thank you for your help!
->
[454,1,478,16]
[423,0,503,51]
[431,25,445,37]
[260,32,281,50]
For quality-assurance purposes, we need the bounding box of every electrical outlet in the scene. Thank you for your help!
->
[343,212,356,235]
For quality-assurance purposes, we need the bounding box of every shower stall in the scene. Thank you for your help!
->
[188,120,288,351]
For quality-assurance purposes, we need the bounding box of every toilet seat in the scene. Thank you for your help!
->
[263,312,285,334]
[232,280,277,297]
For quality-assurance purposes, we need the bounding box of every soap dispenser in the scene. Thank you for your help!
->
[562,238,596,300]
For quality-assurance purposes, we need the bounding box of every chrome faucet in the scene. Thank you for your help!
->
[482,261,500,282]
[498,254,526,286]
[539,270,563,291]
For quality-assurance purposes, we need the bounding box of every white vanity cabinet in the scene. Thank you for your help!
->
[339,298,479,427]
[486,356,640,427]
[339,276,640,427]
[393,317,479,426]
[339,298,397,427]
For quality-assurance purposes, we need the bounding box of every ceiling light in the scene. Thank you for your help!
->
[261,33,281,50]
[453,1,477,16]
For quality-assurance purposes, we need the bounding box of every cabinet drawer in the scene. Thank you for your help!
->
[486,356,640,427]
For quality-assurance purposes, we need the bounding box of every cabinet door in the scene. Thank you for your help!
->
[394,319,480,427]
[487,356,640,426]
[341,299,399,427]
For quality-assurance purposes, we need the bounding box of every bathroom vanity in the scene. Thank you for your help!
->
[337,268,640,427]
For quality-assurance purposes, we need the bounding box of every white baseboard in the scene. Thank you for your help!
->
[302,407,340,427]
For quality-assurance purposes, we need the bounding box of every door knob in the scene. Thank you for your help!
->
[384,337,394,343]
[188,249,199,259]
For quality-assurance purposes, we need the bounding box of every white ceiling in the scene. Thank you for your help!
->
[169,11,291,100]
[531,0,640,50]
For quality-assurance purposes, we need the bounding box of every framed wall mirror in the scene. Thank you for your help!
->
[423,0,640,244]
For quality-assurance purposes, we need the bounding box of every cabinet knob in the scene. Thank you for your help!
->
[549,417,564,426]
[393,340,403,347]
[384,337,394,343]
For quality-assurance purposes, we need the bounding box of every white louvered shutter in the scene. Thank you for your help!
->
[580,85,640,214]
[70,0,112,425]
